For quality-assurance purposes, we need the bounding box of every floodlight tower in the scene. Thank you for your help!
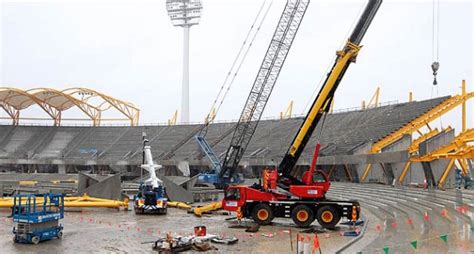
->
[166,0,202,123]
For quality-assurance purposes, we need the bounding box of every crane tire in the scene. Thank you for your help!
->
[316,205,340,230]
[291,205,315,228]
[251,203,274,225]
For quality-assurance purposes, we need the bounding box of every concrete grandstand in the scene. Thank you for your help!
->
[2,95,464,188]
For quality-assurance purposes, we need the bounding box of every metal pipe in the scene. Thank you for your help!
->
[398,161,411,184]
[361,164,372,182]
[193,201,222,216]
[0,195,128,209]
[438,159,455,188]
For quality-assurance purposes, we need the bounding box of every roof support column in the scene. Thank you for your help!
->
[0,103,19,125]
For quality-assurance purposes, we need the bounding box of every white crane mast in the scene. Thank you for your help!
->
[141,144,163,189]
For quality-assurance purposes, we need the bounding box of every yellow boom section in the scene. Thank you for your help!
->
[289,42,361,156]
[0,194,129,209]
[193,201,222,217]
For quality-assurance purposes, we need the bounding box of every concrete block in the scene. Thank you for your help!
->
[177,161,190,177]
[390,161,409,185]
[77,172,99,191]
[417,129,456,187]
[407,162,426,185]
[421,162,436,187]
[349,164,359,183]
[382,163,396,184]
[77,173,122,200]
[157,173,193,203]
[382,134,411,152]
[430,159,453,187]
[58,165,66,174]
[353,142,372,155]
[419,129,455,155]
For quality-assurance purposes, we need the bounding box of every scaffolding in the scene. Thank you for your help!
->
[361,80,473,182]
[410,128,474,188]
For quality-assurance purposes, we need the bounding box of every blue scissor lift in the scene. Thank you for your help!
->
[12,193,64,244]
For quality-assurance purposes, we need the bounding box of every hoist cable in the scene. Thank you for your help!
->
[431,0,440,86]
[437,0,440,61]
[431,0,443,128]
[214,1,273,118]
[432,0,440,62]
[203,0,269,126]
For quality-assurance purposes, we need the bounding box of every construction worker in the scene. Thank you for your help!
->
[462,174,472,189]
[236,206,243,221]
[455,168,462,189]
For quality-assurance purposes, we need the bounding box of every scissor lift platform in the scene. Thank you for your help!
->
[12,193,64,244]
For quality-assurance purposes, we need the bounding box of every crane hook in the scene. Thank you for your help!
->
[431,61,439,85]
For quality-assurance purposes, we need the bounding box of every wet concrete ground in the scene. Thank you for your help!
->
[329,183,474,253]
[0,207,353,254]
[0,183,473,253]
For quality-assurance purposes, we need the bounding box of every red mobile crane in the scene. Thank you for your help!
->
[222,0,382,229]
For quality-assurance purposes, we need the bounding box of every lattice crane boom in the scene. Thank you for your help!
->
[219,0,311,180]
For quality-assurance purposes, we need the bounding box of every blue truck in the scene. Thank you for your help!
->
[12,193,64,244]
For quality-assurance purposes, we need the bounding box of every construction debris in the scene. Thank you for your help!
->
[340,220,364,226]
[192,201,222,216]
[342,228,361,237]
[211,236,238,245]
[245,223,260,233]
[151,231,238,252]
[167,201,192,210]
[192,242,218,251]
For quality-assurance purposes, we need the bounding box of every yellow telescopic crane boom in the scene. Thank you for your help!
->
[278,0,382,184]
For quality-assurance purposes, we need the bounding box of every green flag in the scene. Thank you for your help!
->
[471,226,474,233]
[356,252,362,254]
[440,234,448,243]
[410,240,418,249]
[383,247,389,254]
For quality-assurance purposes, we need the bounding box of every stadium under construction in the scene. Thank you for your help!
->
[1,0,473,253]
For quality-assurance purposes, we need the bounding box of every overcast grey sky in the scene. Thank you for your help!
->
[1,0,472,131]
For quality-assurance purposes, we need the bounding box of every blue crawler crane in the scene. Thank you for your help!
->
[12,193,64,244]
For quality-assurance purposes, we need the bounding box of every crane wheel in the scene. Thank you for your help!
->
[291,205,315,228]
[251,203,274,225]
[316,205,340,229]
